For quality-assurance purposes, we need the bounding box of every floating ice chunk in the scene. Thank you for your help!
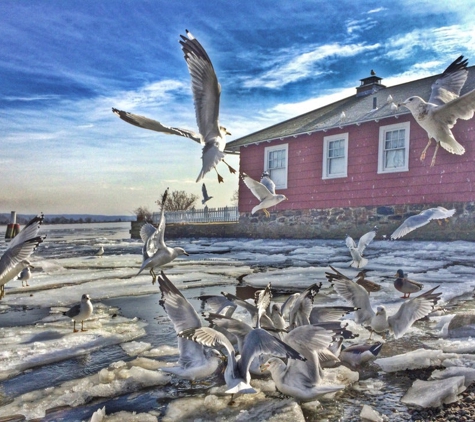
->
[375,349,446,372]
[446,313,475,338]
[98,410,158,422]
[0,359,170,419]
[401,376,466,408]
[90,406,106,422]
[162,394,306,422]
[121,341,152,356]
[0,310,147,381]
[430,367,475,387]
[360,404,385,422]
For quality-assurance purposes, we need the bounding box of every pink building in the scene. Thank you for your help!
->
[226,69,475,240]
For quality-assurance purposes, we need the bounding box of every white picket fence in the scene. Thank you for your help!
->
[153,206,240,224]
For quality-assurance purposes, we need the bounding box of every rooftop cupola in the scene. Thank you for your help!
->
[356,70,386,97]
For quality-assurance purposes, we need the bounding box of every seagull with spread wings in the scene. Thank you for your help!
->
[400,55,475,166]
[113,30,236,183]
[241,173,287,217]
[201,183,213,205]
[390,207,455,240]
[345,227,377,269]
[0,213,45,300]
[332,276,441,339]
[137,188,189,284]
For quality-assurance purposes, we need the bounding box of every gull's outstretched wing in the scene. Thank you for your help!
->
[0,214,45,287]
[241,173,273,202]
[260,174,276,195]
[391,207,455,240]
[332,278,374,324]
[112,108,202,143]
[179,30,221,143]
[157,272,205,368]
[429,56,469,106]
[357,228,376,255]
[388,286,441,338]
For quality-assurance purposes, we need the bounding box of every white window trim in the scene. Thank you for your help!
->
[264,143,288,189]
[322,133,348,179]
[378,121,410,174]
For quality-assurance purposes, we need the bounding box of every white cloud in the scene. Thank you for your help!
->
[367,7,387,14]
[242,42,380,89]
[385,25,475,61]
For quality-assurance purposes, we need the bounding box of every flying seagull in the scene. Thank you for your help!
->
[201,183,213,205]
[390,207,456,240]
[113,30,236,183]
[157,271,222,381]
[333,276,441,339]
[399,55,475,166]
[63,294,93,333]
[0,214,45,300]
[241,172,287,217]
[137,188,189,284]
[345,227,377,268]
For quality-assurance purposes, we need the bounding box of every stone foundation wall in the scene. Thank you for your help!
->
[130,201,475,241]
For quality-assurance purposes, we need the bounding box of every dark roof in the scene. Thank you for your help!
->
[225,64,475,153]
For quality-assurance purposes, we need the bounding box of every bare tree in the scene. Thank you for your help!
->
[156,190,198,211]
[230,190,239,206]
[133,206,153,222]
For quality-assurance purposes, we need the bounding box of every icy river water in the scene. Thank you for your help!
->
[0,222,475,421]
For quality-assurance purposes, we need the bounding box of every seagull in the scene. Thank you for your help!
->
[392,269,424,299]
[137,188,189,284]
[390,207,455,240]
[399,55,475,166]
[260,325,345,401]
[63,294,93,333]
[345,227,377,268]
[112,30,236,183]
[339,342,383,369]
[333,276,441,338]
[17,264,33,287]
[95,246,104,258]
[201,183,213,205]
[241,172,287,217]
[179,323,305,394]
[0,213,45,300]
[157,271,222,381]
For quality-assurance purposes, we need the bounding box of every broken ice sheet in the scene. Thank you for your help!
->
[0,304,147,381]
[0,358,170,420]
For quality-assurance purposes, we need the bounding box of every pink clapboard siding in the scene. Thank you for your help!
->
[238,115,475,213]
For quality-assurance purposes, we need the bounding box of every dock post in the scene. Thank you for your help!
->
[5,211,20,239]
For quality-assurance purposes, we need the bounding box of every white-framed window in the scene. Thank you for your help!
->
[264,144,288,189]
[378,122,410,173]
[322,133,348,179]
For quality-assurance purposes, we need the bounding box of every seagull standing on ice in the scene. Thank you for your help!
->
[113,30,236,183]
[241,172,287,217]
[0,214,45,300]
[63,294,93,333]
[17,264,33,287]
[399,55,475,166]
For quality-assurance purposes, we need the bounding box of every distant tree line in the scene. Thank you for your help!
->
[0,215,127,225]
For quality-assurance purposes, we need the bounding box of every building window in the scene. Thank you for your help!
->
[378,122,410,173]
[264,144,288,189]
[323,133,348,179]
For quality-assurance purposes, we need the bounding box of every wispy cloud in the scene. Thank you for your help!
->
[242,42,380,89]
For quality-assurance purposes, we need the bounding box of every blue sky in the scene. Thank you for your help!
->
[1,0,475,215]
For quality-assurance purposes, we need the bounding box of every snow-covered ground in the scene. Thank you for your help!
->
[0,222,474,421]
